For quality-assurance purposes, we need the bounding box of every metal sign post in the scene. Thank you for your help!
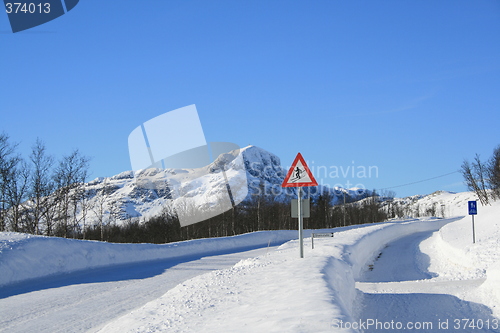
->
[468,201,477,243]
[282,153,318,258]
[472,215,475,244]
[298,187,303,258]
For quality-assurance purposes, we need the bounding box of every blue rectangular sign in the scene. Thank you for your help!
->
[468,201,478,215]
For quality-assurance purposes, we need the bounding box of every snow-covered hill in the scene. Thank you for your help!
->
[385,190,481,219]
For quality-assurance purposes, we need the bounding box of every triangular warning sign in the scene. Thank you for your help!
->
[282,153,318,187]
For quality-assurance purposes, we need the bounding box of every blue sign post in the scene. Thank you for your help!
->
[468,201,477,243]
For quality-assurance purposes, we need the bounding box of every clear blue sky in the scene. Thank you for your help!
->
[1,0,499,198]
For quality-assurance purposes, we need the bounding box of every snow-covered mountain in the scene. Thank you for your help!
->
[83,146,284,224]
[80,145,367,227]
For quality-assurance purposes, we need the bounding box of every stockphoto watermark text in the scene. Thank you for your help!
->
[247,160,379,196]
[331,318,499,331]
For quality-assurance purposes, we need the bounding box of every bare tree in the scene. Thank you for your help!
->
[461,156,490,205]
[80,184,91,239]
[473,154,490,205]
[69,168,91,239]
[53,149,90,237]
[28,139,55,235]
[92,179,113,241]
[487,145,500,200]
[43,194,58,236]
[0,133,20,231]
[5,160,30,232]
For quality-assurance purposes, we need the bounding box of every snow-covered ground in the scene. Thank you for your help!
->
[1,191,499,332]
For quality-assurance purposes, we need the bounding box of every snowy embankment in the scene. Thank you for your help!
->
[0,230,297,288]
[421,196,500,319]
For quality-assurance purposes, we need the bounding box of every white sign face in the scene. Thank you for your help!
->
[312,233,334,238]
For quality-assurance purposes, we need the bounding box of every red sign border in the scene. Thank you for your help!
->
[281,152,318,187]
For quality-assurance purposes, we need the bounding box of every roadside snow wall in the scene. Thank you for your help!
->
[0,230,297,288]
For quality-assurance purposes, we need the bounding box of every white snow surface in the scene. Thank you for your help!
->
[1,191,500,332]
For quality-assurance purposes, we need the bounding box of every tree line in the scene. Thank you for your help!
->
[0,133,90,236]
[78,188,391,244]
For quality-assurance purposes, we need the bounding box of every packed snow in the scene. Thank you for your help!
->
[1,191,499,332]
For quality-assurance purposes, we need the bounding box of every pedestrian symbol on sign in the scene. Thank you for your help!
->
[294,167,303,181]
[468,201,477,215]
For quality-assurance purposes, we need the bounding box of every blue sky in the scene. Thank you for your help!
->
[1,0,499,198]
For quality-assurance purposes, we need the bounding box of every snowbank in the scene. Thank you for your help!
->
[325,217,454,317]
[0,230,297,288]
